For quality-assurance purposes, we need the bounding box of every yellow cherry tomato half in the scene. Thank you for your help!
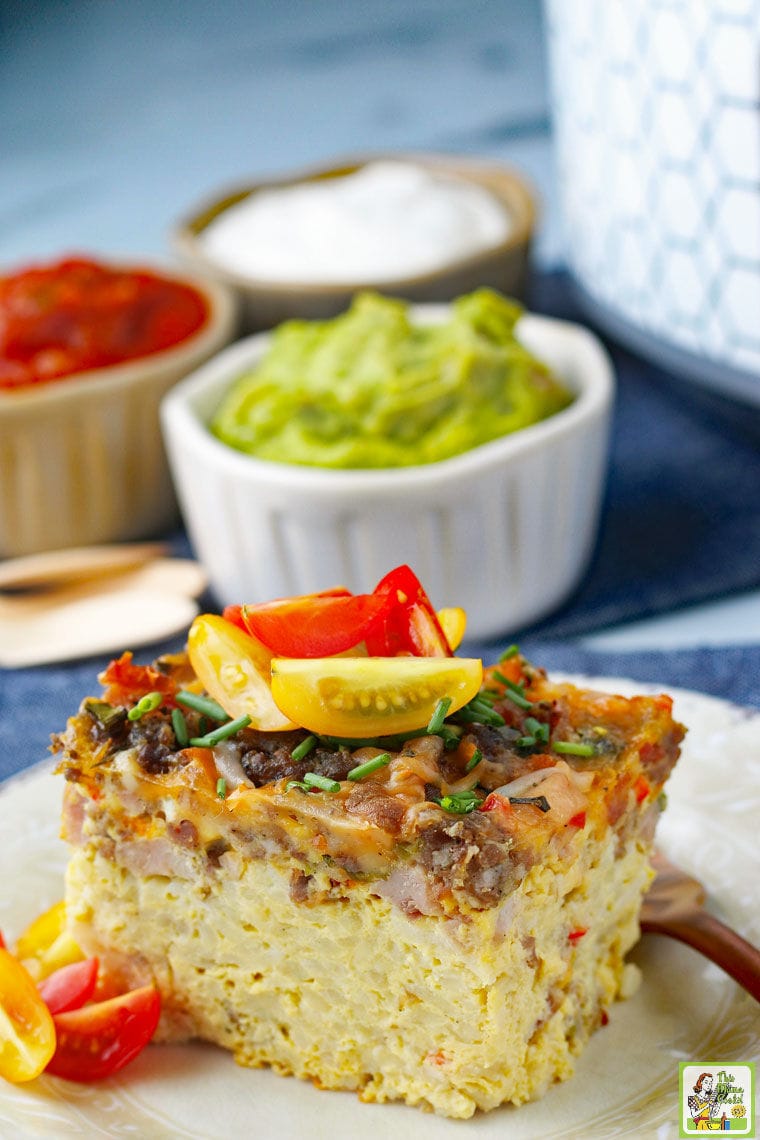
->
[13,901,83,983]
[436,607,466,652]
[270,656,483,738]
[187,614,297,731]
[0,947,56,1082]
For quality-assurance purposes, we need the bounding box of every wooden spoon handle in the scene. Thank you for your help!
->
[642,910,760,1002]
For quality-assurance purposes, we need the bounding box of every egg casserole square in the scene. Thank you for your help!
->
[55,650,683,1118]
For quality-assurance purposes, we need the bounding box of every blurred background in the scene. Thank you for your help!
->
[2,10,758,1128]
[2,0,760,776]
[1,0,559,264]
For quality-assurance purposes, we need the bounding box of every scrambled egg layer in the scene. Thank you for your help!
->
[66,825,649,1118]
[55,652,683,1117]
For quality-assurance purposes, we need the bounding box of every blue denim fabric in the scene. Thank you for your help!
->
[2,271,759,782]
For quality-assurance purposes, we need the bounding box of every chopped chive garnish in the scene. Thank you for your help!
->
[465,747,483,773]
[453,697,505,727]
[553,741,595,757]
[318,735,382,749]
[171,707,189,748]
[347,753,392,781]
[438,789,482,814]
[439,726,463,750]
[190,714,252,747]
[286,780,310,792]
[216,777,227,800]
[471,697,506,724]
[319,726,448,750]
[303,772,341,793]
[524,717,549,742]
[127,691,163,721]
[176,690,228,722]
[291,735,317,763]
[426,697,452,735]
[84,699,126,730]
[502,685,533,711]
[516,715,550,749]
[509,794,550,812]
[498,644,520,662]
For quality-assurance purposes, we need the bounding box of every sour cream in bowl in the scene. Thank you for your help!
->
[172,154,536,331]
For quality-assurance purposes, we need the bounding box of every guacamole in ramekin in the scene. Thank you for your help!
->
[211,289,573,468]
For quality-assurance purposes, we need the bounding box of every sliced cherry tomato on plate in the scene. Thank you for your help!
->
[366,565,452,657]
[223,587,353,639]
[0,947,56,1082]
[188,614,296,731]
[14,900,83,983]
[99,652,177,708]
[238,593,391,658]
[46,984,161,1082]
[38,957,99,1016]
[270,656,483,737]
[436,607,466,651]
[219,604,246,634]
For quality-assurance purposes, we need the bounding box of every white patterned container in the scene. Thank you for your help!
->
[545,0,760,405]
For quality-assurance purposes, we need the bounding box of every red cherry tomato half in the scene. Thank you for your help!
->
[366,565,452,657]
[38,957,99,1016]
[225,590,388,658]
[221,604,248,634]
[100,651,177,708]
[223,570,453,660]
[223,588,352,638]
[46,984,161,1082]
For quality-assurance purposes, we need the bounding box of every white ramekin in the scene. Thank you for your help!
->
[161,307,614,640]
[0,266,236,559]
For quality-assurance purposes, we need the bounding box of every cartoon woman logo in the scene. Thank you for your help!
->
[687,1072,727,1131]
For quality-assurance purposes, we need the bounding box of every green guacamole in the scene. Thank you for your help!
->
[211,290,573,468]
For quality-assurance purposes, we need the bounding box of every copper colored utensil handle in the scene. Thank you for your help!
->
[642,910,760,1002]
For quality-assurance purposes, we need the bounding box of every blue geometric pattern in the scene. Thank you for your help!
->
[545,0,760,379]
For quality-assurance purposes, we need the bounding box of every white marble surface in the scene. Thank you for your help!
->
[3,0,758,652]
[1,0,561,264]
[581,590,760,651]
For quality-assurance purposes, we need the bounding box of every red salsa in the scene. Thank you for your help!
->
[0,257,209,390]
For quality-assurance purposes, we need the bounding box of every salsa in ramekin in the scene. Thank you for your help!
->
[0,256,210,390]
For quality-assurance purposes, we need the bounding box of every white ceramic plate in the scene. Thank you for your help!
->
[0,678,758,1140]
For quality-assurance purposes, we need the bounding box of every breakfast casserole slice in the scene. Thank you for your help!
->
[53,592,684,1119]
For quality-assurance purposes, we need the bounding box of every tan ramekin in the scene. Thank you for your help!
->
[172,153,536,331]
[0,264,236,558]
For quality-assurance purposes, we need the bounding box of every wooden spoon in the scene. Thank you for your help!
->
[0,557,208,667]
[0,542,168,593]
[640,850,760,1002]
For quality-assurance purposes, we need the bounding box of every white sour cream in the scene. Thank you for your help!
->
[200,161,512,284]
